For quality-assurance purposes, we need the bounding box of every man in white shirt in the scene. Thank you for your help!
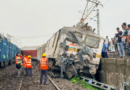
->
[110,38,115,51]
[105,36,109,51]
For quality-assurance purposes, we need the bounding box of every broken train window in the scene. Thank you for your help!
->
[74,32,82,38]
[85,36,99,48]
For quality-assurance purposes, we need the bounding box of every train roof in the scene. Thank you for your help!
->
[61,27,104,39]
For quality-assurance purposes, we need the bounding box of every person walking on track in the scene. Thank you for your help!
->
[15,53,22,77]
[36,53,49,85]
[26,55,32,76]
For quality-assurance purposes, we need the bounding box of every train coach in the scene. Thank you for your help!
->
[0,33,21,69]
[21,43,47,61]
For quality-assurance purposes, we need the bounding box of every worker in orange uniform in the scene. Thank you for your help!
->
[20,54,22,58]
[15,53,22,77]
[36,53,49,85]
[26,55,32,76]
[22,54,28,75]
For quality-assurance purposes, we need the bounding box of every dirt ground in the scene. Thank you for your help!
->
[51,78,87,90]
[0,61,89,90]
[0,62,56,90]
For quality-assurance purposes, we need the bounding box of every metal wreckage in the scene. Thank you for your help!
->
[45,24,104,78]
[44,0,104,79]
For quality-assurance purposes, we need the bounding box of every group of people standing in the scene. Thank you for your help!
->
[15,53,32,77]
[15,53,49,85]
[102,22,130,59]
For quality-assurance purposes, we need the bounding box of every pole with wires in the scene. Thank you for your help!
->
[76,0,103,27]
[97,9,100,35]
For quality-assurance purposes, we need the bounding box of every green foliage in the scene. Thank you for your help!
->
[71,77,102,90]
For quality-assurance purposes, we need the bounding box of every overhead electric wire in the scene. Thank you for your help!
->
[86,0,89,16]
[86,3,94,16]
[85,0,112,27]
[103,0,111,5]
[83,4,96,22]
[0,23,8,35]
[81,1,89,19]
[68,12,80,25]
[9,33,55,38]
[97,0,111,9]
[68,0,89,26]
[99,17,104,37]
[82,2,95,22]
[80,0,102,23]
[0,22,54,39]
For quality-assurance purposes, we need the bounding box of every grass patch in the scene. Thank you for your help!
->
[71,77,102,90]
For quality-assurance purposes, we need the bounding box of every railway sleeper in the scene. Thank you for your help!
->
[80,76,116,90]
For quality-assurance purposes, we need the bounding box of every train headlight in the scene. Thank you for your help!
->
[93,53,96,58]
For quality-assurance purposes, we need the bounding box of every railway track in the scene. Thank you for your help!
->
[18,75,60,90]
[50,77,87,90]
[0,61,87,90]
[48,76,60,90]
[18,61,60,90]
[80,76,116,90]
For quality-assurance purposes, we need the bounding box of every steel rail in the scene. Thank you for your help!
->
[48,76,60,90]
[19,76,24,90]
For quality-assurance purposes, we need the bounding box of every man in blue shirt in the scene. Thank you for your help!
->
[116,28,125,59]
[102,40,108,58]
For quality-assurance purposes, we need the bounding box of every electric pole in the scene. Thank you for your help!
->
[97,9,100,35]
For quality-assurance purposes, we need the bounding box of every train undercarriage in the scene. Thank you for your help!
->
[48,55,97,79]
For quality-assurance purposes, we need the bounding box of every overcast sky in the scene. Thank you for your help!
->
[0,0,130,47]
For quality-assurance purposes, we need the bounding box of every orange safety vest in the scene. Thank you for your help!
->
[15,56,22,64]
[40,58,48,70]
[23,56,28,67]
[26,58,32,68]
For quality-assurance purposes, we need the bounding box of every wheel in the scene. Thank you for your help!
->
[0,62,2,70]
[48,59,54,70]
[5,61,9,67]
[89,67,96,75]
[8,60,11,66]
[3,61,5,68]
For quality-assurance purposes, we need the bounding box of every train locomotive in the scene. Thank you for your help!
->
[45,24,104,78]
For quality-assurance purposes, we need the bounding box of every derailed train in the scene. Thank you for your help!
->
[43,24,104,78]
[0,33,21,69]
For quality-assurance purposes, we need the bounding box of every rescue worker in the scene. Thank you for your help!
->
[26,55,32,76]
[20,54,22,58]
[15,53,22,77]
[22,54,28,75]
[36,53,49,85]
